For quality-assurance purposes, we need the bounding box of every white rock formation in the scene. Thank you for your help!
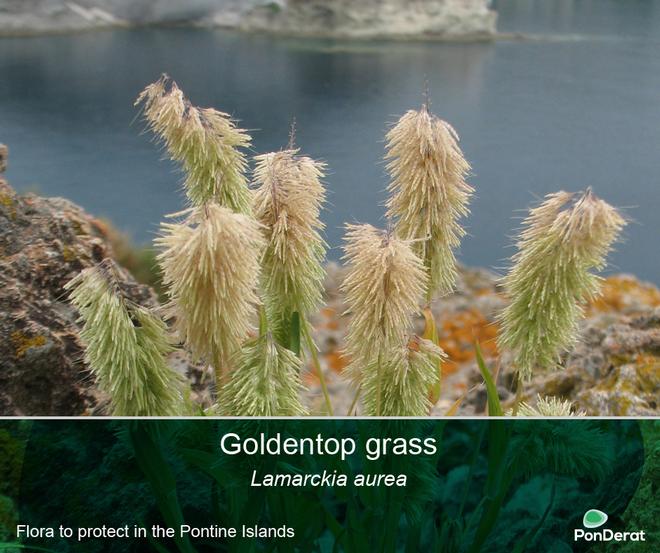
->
[0,1,124,34]
[0,0,496,39]
[208,0,497,40]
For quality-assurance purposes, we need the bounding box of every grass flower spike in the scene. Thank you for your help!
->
[362,336,446,416]
[498,189,626,381]
[220,333,307,416]
[342,224,428,386]
[136,75,252,212]
[252,149,327,340]
[156,203,265,380]
[385,106,473,298]
[66,262,184,416]
[513,395,585,416]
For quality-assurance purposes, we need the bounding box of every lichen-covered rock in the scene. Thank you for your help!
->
[309,262,659,416]
[521,309,660,416]
[0,177,157,415]
[0,144,7,173]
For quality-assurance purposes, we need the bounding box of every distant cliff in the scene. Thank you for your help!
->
[209,0,497,40]
[0,0,497,40]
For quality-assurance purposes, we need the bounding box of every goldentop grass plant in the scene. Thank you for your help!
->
[66,78,629,417]
[498,189,626,382]
[341,224,445,415]
[341,225,428,377]
[362,336,446,416]
[65,261,184,416]
[385,105,473,299]
[512,395,585,417]
[136,75,252,212]
[219,333,307,416]
[252,148,327,345]
[155,204,265,383]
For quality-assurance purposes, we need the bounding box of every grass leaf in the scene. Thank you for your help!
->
[475,342,503,416]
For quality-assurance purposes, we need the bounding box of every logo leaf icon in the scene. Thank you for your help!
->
[583,509,608,529]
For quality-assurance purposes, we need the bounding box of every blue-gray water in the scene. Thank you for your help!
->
[1,0,659,283]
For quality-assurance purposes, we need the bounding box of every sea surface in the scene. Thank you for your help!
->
[1,0,659,283]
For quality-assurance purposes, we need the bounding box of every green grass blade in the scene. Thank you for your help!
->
[475,342,503,416]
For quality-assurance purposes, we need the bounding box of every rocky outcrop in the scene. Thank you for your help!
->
[0,0,497,40]
[208,0,497,40]
[524,307,660,416]
[0,144,7,174]
[0,0,125,35]
[310,266,660,416]
[0,175,157,415]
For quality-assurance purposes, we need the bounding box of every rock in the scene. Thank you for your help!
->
[310,262,659,416]
[0,178,157,415]
[208,0,497,40]
[523,309,660,416]
[0,144,7,173]
[0,0,497,40]
[0,1,245,36]
[0,0,126,36]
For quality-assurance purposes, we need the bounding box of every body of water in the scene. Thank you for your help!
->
[1,0,659,282]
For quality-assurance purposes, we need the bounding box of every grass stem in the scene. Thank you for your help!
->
[301,318,334,416]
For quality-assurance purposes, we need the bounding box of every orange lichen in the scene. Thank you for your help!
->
[589,276,660,313]
[303,371,318,385]
[326,350,348,373]
[11,331,47,358]
[319,307,340,330]
[437,308,499,375]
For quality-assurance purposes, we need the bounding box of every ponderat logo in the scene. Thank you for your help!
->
[583,509,608,529]
[574,509,646,543]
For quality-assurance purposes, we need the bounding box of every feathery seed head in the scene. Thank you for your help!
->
[341,224,428,384]
[514,395,586,417]
[498,189,626,380]
[155,203,265,372]
[252,149,328,334]
[136,75,252,211]
[66,263,184,416]
[362,336,446,416]
[219,333,307,416]
[385,107,473,297]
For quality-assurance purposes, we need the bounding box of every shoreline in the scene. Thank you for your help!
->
[0,23,501,42]
[0,23,543,44]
